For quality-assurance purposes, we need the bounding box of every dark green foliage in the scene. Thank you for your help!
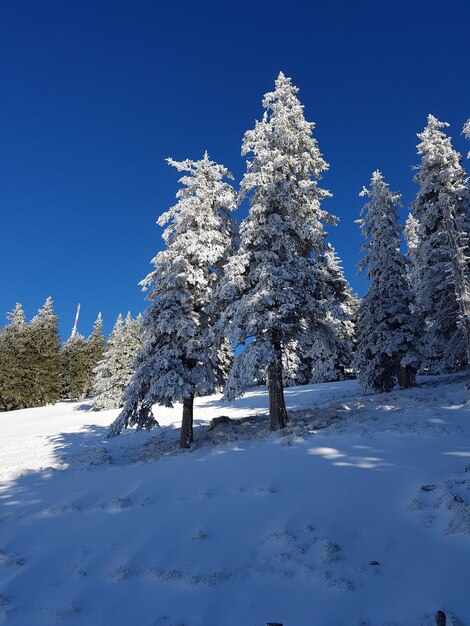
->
[0,302,105,409]
[0,300,63,410]
[0,304,31,411]
[60,334,90,400]
[29,298,62,405]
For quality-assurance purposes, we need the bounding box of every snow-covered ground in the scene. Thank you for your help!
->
[0,374,469,625]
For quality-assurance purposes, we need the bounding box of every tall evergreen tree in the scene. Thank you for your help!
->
[220,73,334,429]
[353,171,421,393]
[29,297,61,405]
[411,115,470,371]
[108,153,236,447]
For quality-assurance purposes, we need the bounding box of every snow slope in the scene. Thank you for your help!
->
[0,374,469,625]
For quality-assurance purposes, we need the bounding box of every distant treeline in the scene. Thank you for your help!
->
[0,301,142,412]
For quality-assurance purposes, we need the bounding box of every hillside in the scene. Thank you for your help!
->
[0,374,469,626]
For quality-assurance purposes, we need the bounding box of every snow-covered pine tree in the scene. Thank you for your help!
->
[108,153,236,447]
[463,119,470,158]
[29,297,61,405]
[220,73,335,429]
[309,244,359,383]
[60,333,89,400]
[411,115,470,371]
[85,313,106,396]
[92,312,143,410]
[353,171,421,393]
[92,314,124,410]
[121,311,144,381]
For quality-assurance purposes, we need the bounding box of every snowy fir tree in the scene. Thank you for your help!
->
[92,314,124,410]
[60,334,90,400]
[464,119,470,158]
[410,115,470,371]
[220,73,335,430]
[353,171,421,393]
[108,153,236,447]
[309,244,359,383]
[92,312,143,410]
[29,297,61,406]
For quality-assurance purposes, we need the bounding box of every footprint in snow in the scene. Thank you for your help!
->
[195,491,213,499]
[70,566,86,578]
[40,503,81,516]
[0,548,25,568]
[256,486,276,495]
[0,594,10,607]
[45,604,81,623]
[319,540,343,564]
[109,564,137,580]
[147,567,182,582]
[110,497,132,511]
[192,529,208,540]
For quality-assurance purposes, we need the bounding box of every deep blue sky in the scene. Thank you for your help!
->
[1,0,469,339]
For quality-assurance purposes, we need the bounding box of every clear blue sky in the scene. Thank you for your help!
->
[1,0,469,339]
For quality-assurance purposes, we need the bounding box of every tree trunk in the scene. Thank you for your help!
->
[398,365,416,389]
[267,335,288,431]
[179,393,194,449]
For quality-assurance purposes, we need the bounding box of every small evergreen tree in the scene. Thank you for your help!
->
[220,73,334,429]
[353,171,421,393]
[411,115,470,371]
[108,153,236,446]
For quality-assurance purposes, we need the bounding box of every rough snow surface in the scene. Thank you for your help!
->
[0,374,469,625]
